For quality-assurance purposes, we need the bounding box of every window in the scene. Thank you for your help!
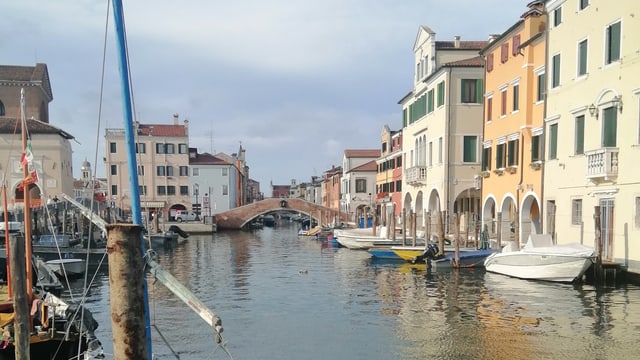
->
[166,166,174,177]
[549,123,558,159]
[438,137,443,164]
[427,89,434,113]
[139,186,147,195]
[553,7,562,27]
[156,166,166,176]
[192,168,199,176]
[137,165,145,175]
[486,97,493,122]
[578,39,588,76]
[575,115,585,155]
[135,143,146,154]
[156,143,165,154]
[437,81,445,107]
[579,0,589,10]
[180,186,189,196]
[355,179,366,193]
[552,54,561,88]
[537,73,545,102]
[0,100,4,116]
[482,147,492,171]
[222,168,229,176]
[110,165,117,175]
[157,186,166,195]
[179,166,188,176]
[496,143,506,169]
[179,144,188,154]
[572,199,582,225]
[167,186,176,195]
[222,185,228,196]
[461,79,483,104]
[605,21,621,64]
[109,142,117,153]
[512,84,519,112]
[111,185,118,196]
[501,89,507,116]
[463,136,477,163]
[531,135,542,162]
[395,180,402,192]
[507,139,519,166]
[602,106,617,147]
[429,142,433,166]
[166,143,175,154]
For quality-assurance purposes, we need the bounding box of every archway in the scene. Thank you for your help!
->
[520,193,541,243]
[499,196,517,244]
[482,196,497,237]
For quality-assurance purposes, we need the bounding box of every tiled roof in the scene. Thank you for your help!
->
[436,41,488,50]
[137,124,187,137]
[351,160,377,172]
[0,117,73,139]
[0,63,53,101]
[344,149,381,158]
[189,152,231,165]
[444,56,484,67]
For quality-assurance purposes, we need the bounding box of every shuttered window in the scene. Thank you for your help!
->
[606,21,621,64]
[463,136,477,163]
[602,107,617,147]
[575,115,585,155]
[437,81,445,107]
[578,39,588,76]
[549,124,558,160]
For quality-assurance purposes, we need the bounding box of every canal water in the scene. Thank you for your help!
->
[67,222,640,359]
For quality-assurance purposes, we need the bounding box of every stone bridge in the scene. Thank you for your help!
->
[214,198,346,230]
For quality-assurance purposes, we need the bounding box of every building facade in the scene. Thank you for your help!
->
[376,125,403,225]
[188,149,234,216]
[480,1,546,245]
[400,26,486,238]
[104,114,190,219]
[544,0,640,272]
[340,149,380,224]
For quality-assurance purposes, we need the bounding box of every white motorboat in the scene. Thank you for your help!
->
[46,258,86,279]
[333,226,398,249]
[484,234,595,283]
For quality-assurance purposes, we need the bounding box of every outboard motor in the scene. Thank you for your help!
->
[411,243,441,264]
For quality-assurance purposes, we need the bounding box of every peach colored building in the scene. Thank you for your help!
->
[479,2,546,245]
[376,125,403,224]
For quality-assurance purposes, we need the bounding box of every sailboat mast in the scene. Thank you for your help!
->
[111,0,153,357]
[20,89,33,297]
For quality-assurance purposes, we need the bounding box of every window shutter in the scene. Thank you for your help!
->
[512,35,521,56]
[501,43,509,63]
[487,53,494,72]
[609,22,621,62]
[476,79,483,104]
[602,107,617,147]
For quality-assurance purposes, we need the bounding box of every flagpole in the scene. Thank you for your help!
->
[20,88,33,298]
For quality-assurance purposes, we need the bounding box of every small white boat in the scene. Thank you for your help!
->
[46,258,86,279]
[484,234,595,283]
[333,227,396,249]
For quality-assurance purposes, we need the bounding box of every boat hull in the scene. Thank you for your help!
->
[428,249,495,269]
[484,252,594,282]
[46,258,86,279]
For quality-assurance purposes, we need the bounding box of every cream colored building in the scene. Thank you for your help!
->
[399,26,486,237]
[104,114,190,219]
[544,0,640,272]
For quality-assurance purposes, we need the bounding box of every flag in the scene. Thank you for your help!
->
[17,170,38,191]
[20,142,33,168]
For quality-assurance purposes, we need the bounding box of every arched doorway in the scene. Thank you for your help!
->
[520,193,541,243]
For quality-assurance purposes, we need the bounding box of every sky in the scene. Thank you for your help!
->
[3,0,525,190]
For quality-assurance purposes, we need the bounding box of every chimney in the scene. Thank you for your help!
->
[454,36,461,48]
[488,34,500,43]
[173,113,179,125]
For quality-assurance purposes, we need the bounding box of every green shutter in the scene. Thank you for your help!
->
[476,79,483,104]
[403,108,407,127]
[549,124,558,159]
[578,40,588,75]
[609,22,621,62]
[464,136,477,162]
[496,144,503,168]
[603,107,617,147]
[437,81,444,107]
[427,90,434,113]
[531,135,540,162]
[575,115,585,154]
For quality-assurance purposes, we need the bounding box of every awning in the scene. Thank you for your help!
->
[141,201,165,208]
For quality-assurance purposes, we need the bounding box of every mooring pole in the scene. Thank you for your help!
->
[107,224,148,359]
[593,206,603,284]
[453,213,460,268]
[390,203,396,241]
[9,234,29,360]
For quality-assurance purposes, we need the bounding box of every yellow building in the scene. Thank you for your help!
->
[479,2,546,245]
[544,0,640,272]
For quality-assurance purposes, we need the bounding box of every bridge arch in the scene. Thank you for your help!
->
[214,198,346,230]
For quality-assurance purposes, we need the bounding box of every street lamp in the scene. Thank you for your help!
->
[194,183,200,215]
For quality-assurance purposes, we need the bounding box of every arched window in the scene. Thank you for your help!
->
[0,100,5,116]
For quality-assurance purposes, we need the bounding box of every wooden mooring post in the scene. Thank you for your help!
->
[593,206,604,284]
[402,208,407,246]
[107,224,149,359]
[390,203,396,241]
[453,213,460,268]
[9,234,29,360]
[437,211,445,255]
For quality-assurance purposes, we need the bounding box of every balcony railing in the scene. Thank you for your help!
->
[585,147,618,181]
[406,166,427,185]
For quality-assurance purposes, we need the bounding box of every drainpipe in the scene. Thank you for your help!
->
[445,68,452,235]
[541,15,549,237]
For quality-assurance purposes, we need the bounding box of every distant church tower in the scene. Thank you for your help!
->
[81,158,92,198]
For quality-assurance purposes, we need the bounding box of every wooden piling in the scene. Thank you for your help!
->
[402,208,407,245]
[514,208,520,249]
[411,211,417,247]
[107,224,149,360]
[437,210,445,255]
[593,206,603,283]
[496,212,502,250]
[464,211,469,248]
[425,212,431,243]
[372,212,377,237]
[390,203,396,241]
[453,213,460,268]
[9,234,30,360]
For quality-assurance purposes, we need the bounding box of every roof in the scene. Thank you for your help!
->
[189,152,231,165]
[0,63,53,101]
[136,123,187,137]
[350,160,377,172]
[0,117,74,139]
[344,149,381,158]
[443,56,484,68]
[435,40,488,50]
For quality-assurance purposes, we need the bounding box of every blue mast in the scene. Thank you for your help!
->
[111,0,153,357]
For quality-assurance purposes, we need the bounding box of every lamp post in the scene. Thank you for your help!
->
[194,183,199,215]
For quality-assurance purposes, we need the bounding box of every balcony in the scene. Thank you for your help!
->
[585,147,618,182]
[406,166,427,185]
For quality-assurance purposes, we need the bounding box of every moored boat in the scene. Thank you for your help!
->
[483,234,595,283]
[46,258,86,279]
